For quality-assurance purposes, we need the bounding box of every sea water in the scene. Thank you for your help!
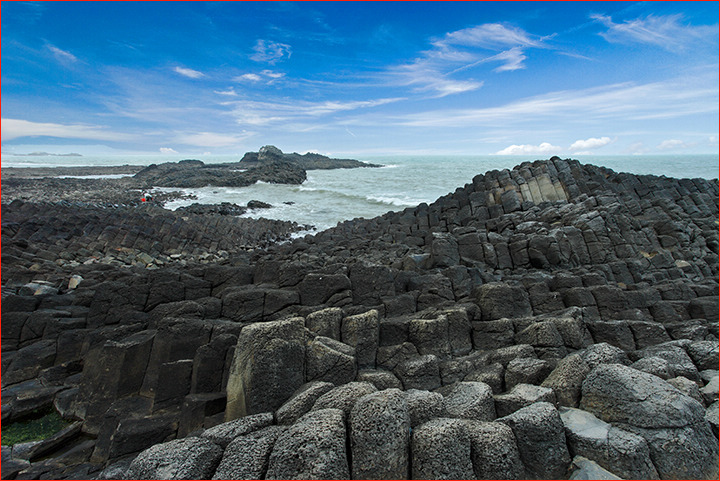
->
[3,153,718,233]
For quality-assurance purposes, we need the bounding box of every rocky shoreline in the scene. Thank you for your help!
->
[1,156,718,480]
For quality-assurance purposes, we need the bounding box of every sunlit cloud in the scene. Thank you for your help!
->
[159,147,178,154]
[173,66,205,79]
[570,136,613,151]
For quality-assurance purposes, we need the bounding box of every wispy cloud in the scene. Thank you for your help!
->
[657,139,692,150]
[433,23,544,50]
[172,131,254,148]
[1,118,134,142]
[226,97,405,127]
[391,74,718,127]
[173,66,205,79]
[591,13,717,52]
[250,39,292,64]
[47,44,77,64]
[386,23,549,98]
[234,70,285,83]
[159,147,178,154]
[496,142,561,155]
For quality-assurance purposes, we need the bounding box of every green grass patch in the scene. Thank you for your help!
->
[1,410,70,446]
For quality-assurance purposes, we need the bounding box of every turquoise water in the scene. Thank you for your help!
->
[3,153,717,232]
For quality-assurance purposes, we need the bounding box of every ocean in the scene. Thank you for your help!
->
[3,153,718,233]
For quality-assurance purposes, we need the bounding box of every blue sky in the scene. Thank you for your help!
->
[1,1,718,156]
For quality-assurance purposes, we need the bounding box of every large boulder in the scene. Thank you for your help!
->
[225,318,306,419]
[498,402,572,479]
[266,408,350,479]
[350,389,410,479]
[411,418,474,479]
[125,437,223,480]
[465,421,525,479]
[311,381,377,416]
[580,363,719,479]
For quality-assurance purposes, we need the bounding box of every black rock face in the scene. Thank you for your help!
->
[241,145,382,169]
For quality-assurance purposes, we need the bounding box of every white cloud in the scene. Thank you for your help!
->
[496,142,561,155]
[159,147,178,154]
[708,135,718,144]
[236,73,262,82]
[250,39,292,64]
[569,136,613,151]
[1,118,133,142]
[173,66,204,79]
[47,44,77,64]
[434,23,543,50]
[657,139,690,150]
[591,13,717,52]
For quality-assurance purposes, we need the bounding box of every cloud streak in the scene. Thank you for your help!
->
[1,118,135,142]
[591,13,717,52]
[173,66,205,79]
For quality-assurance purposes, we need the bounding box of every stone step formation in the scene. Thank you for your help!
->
[1,157,718,480]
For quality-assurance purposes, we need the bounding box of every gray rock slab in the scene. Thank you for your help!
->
[311,381,377,415]
[201,412,274,448]
[212,425,285,480]
[559,407,659,480]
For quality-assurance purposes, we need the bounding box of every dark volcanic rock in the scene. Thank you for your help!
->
[241,144,381,169]
[2,156,718,478]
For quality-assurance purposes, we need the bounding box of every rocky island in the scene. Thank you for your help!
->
[1,156,718,480]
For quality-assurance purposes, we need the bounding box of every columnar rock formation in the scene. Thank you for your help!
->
[2,157,717,480]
